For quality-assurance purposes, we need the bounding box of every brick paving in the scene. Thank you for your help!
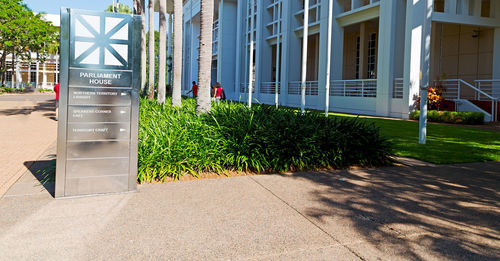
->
[0,94,57,197]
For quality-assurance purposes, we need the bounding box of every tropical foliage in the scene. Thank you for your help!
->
[105,3,133,14]
[138,98,392,182]
[0,0,59,84]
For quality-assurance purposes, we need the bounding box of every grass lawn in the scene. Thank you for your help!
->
[329,113,500,164]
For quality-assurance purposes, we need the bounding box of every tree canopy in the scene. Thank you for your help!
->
[0,0,59,82]
[105,3,133,14]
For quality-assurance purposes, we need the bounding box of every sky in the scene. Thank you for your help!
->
[22,0,160,30]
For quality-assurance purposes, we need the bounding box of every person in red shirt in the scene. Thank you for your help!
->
[214,82,225,102]
[54,83,59,121]
[186,81,198,98]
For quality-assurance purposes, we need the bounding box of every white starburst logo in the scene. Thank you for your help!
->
[72,13,130,68]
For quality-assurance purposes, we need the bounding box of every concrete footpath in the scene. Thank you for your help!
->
[0,94,57,197]
[1,146,499,260]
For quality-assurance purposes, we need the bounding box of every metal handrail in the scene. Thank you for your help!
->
[393,78,404,99]
[437,79,498,122]
[331,79,377,97]
[288,81,319,95]
[260,82,280,94]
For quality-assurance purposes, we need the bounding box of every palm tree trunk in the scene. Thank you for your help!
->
[157,0,167,104]
[196,0,214,113]
[133,0,147,96]
[147,0,155,99]
[171,0,183,107]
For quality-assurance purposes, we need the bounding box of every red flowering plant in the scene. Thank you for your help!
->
[427,86,444,110]
[414,84,445,110]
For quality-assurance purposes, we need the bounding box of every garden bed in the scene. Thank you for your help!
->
[138,98,392,182]
[410,110,484,125]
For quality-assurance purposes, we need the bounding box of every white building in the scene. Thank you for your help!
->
[182,0,500,121]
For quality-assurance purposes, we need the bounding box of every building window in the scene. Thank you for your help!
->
[30,64,37,83]
[6,71,12,82]
[367,33,377,79]
[355,36,360,79]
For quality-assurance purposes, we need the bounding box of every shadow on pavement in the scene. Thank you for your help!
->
[0,99,56,120]
[288,162,500,260]
[23,157,56,198]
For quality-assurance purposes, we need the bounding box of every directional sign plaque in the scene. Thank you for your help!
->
[56,8,141,197]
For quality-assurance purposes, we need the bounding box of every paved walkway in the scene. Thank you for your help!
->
[1,146,499,260]
[0,94,57,197]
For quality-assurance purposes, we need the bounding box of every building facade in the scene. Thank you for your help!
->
[182,0,500,121]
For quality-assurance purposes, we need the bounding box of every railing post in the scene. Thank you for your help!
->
[457,80,461,100]
[343,81,346,96]
[361,80,365,97]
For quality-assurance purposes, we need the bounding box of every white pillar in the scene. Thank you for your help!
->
[248,0,255,107]
[55,54,59,84]
[493,27,500,98]
[35,61,40,88]
[279,0,292,106]
[27,61,31,84]
[376,0,398,116]
[324,0,333,117]
[403,0,433,144]
[445,0,457,14]
[42,62,47,89]
[419,0,433,144]
[189,0,194,88]
[274,0,281,108]
[300,0,310,114]
[234,0,243,96]
[15,57,21,88]
[217,0,224,83]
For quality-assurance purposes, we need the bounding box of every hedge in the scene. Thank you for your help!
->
[410,110,484,125]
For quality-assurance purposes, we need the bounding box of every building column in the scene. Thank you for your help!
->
[55,54,59,84]
[28,61,31,84]
[42,62,47,88]
[15,57,22,88]
[402,0,433,117]
[279,0,292,106]
[253,0,264,100]
[376,0,398,116]
[234,0,243,97]
[35,61,40,88]
[300,0,310,113]
[493,27,500,97]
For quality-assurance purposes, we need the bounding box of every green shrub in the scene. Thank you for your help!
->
[0,86,17,93]
[38,88,53,93]
[138,98,392,182]
[410,110,484,125]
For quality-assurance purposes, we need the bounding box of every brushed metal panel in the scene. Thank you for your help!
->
[66,158,129,178]
[65,175,129,196]
[66,140,129,159]
[55,7,71,198]
[67,123,130,141]
[68,87,131,106]
[69,69,132,87]
[68,106,130,123]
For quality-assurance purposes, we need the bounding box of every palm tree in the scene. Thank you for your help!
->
[157,0,167,104]
[171,0,183,107]
[147,0,155,99]
[196,0,214,113]
[133,0,147,95]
